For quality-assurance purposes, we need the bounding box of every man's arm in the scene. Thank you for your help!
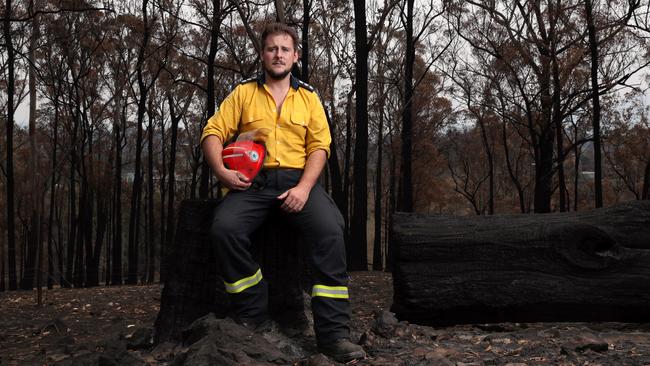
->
[202,135,251,190]
[277,149,327,213]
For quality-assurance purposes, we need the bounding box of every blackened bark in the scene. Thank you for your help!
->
[324,108,344,217]
[533,36,555,214]
[373,113,384,270]
[643,160,650,200]
[550,4,566,212]
[573,121,582,211]
[534,130,555,213]
[585,0,603,208]
[343,89,353,236]
[146,100,155,283]
[350,0,368,270]
[88,190,108,287]
[20,215,38,290]
[477,116,494,215]
[65,103,79,288]
[391,201,650,325]
[154,200,308,343]
[163,92,181,282]
[373,56,386,270]
[22,8,40,291]
[199,0,222,199]
[111,96,125,286]
[301,0,310,82]
[47,89,60,290]
[128,0,152,284]
[4,0,18,290]
[386,128,398,272]
[400,0,415,213]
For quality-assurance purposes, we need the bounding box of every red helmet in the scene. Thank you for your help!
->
[222,141,266,180]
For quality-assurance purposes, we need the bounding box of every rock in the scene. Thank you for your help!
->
[47,353,70,363]
[474,323,522,332]
[173,340,241,366]
[574,336,609,353]
[358,331,376,346]
[175,313,295,365]
[150,341,183,362]
[560,334,609,355]
[422,347,458,363]
[296,353,337,366]
[372,311,399,338]
[41,318,69,334]
[126,327,153,350]
[54,335,76,346]
[181,313,224,346]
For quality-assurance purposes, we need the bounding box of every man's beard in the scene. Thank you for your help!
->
[265,64,291,80]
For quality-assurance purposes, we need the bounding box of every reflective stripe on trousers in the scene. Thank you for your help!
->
[224,268,263,294]
[312,284,349,299]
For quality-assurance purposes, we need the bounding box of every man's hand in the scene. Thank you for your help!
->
[203,136,251,190]
[217,168,251,190]
[277,184,311,213]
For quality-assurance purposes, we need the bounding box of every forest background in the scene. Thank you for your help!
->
[1,0,649,294]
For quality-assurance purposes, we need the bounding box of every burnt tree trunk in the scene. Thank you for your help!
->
[154,199,309,343]
[391,201,650,325]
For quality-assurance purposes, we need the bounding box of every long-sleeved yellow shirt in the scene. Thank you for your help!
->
[201,74,331,170]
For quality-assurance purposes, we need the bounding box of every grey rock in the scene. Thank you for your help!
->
[372,311,399,338]
[126,327,153,350]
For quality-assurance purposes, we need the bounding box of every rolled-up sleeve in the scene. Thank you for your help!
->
[201,89,241,145]
[305,93,331,158]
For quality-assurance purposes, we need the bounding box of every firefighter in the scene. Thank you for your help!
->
[200,22,366,362]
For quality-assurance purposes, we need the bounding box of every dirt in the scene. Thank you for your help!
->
[2,271,650,365]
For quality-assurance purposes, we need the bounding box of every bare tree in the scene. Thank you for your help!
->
[350,0,369,270]
[3,0,17,291]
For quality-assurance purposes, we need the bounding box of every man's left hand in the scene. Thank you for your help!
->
[277,185,311,213]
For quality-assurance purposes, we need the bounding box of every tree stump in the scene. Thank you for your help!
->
[390,200,650,325]
[153,199,309,343]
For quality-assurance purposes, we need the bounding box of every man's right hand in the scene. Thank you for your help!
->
[202,135,251,191]
[217,168,251,190]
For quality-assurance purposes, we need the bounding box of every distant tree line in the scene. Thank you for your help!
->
[1,0,649,292]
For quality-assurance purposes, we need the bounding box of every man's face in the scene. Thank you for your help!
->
[261,33,298,80]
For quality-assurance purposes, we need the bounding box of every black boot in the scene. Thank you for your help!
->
[318,338,366,362]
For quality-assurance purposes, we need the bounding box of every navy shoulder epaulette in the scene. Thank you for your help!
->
[238,77,257,85]
[297,79,315,92]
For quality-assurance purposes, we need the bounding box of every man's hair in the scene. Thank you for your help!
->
[260,22,299,50]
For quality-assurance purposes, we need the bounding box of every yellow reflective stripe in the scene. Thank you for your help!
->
[224,269,263,294]
[311,284,349,299]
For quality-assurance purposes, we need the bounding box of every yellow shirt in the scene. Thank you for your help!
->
[201,75,331,170]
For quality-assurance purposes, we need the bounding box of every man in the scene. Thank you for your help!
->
[201,23,366,363]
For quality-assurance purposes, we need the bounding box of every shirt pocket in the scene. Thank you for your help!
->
[288,111,308,143]
[240,112,265,133]
[290,111,308,128]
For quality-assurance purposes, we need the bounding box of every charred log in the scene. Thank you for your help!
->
[391,201,650,325]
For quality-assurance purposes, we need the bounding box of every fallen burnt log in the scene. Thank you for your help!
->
[153,199,308,343]
[391,200,650,325]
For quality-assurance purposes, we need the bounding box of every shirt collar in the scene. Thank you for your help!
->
[257,73,300,90]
